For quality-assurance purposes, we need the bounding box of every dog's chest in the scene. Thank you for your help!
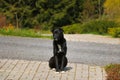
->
[58,44,62,52]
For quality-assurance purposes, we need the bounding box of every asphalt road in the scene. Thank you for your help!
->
[0,36,120,66]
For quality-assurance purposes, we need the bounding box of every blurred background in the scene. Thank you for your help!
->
[0,0,120,38]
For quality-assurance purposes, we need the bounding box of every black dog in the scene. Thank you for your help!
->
[49,28,68,72]
[49,52,67,70]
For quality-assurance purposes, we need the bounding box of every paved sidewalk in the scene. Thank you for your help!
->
[0,59,107,80]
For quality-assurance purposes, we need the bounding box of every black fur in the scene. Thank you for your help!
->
[49,28,68,72]
[49,52,68,69]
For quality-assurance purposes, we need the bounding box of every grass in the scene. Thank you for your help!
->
[0,28,52,39]
[105,64,120,80]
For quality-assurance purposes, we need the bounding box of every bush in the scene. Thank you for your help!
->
[105,64,120,80]
[108,27,120,38]
[80,20,119,34]
[0,24,15,35]
[62,20,119,35]
[62,23,82,34]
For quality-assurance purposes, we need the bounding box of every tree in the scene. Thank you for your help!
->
[0,0,37,28]
[81,0,105,21]
[104,0,120,20]
[82,0,95,21]
[35,0,84,29]
[0,14,6,27]
[0,0,105,29]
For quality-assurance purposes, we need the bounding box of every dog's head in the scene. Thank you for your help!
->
[52,28,64,41]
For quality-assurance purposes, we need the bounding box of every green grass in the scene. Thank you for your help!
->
[0,28,52,39]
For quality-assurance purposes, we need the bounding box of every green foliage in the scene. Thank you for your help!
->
[63,24,82,34]
[0,28,37,37]
[104,0,120,22]
[0,0,37,28]
[0,0,105,29]
[80,20,118,34]
[63,20,119,36]
[108,27,120,38]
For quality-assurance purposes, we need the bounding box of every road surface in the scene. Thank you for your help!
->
[0,36,120,66]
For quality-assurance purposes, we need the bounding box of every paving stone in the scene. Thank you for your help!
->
[75,64,89,80]
[47,69,62,80]
[33,62,49,80]
[0,59,107,80]
[0,59,18,80]
[0,59,8,68]
[61,73,68,80]
[102,68,107,80]
[6,60,29,80]
[19,61,40,80]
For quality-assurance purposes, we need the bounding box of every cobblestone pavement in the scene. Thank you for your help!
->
[0,59,107,80]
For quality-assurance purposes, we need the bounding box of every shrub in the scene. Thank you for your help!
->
[62,20,119,35]
[0,24,15,35]
[80,20,119,34]
[105,64,120,80]
[108,27,120,38]
[62,23,82,34]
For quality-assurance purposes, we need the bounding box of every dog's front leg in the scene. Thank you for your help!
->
[55,56,59,71]
[60,42,67,71]
[60,55,65,71]
[53,41,59,72]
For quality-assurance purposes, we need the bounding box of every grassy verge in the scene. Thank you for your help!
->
[0,28,52,39]
[105,64,120,80]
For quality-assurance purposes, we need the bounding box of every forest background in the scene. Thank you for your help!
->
[0,0,120,37]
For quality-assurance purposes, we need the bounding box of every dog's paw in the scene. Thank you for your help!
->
[61,71,65,74]
[51,68,56,71]
[55,71,60,74]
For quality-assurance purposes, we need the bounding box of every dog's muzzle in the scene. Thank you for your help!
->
[54,38,58,41]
